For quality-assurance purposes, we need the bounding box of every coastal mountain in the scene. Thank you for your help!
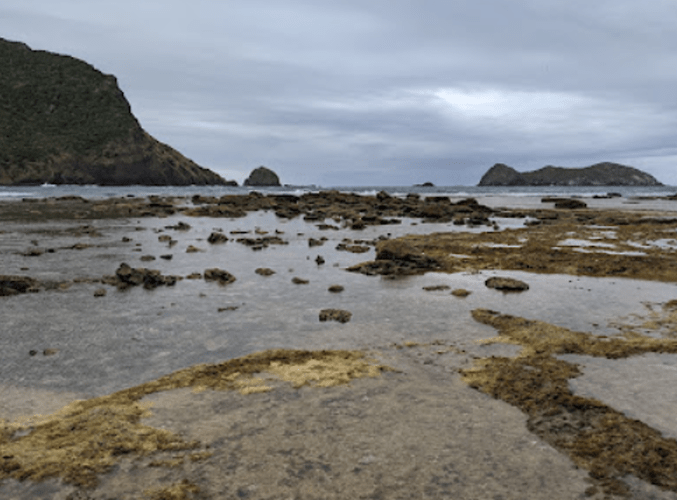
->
[478,162,663,187]
[0,38,233,186]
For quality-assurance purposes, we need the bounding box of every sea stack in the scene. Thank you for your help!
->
[244,166,281,186]
[0,38,234,186]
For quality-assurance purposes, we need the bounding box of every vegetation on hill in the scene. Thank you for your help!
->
[0,38,230,186]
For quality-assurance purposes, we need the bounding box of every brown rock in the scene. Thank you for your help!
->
[93,288,107,297]
[204,268,236,285]
[319,309,352,323]
[255,268,276,276]
[0,275,40,296]
[108,263,181,290]
[292,277,309,285]
[485,277,529,292]
[328,285,344,293]
[207,232,228,244]
[451,289,472,297]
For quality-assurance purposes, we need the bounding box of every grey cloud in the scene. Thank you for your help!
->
[1,1,676,185]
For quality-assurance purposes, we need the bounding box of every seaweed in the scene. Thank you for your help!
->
[462,308,677,496]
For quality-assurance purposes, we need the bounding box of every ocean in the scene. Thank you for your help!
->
[0,183,675,200]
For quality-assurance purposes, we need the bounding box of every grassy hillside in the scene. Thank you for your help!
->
[0,38,228,185]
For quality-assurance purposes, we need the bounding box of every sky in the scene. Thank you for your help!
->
[1,1,676,186]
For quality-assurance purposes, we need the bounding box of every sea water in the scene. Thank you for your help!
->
[1,186,677,450]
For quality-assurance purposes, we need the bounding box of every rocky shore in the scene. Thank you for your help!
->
[1,192,677,499]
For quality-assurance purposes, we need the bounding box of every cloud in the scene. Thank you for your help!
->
[1,1,676,185]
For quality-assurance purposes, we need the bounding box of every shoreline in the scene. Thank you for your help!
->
[2,193,677,499]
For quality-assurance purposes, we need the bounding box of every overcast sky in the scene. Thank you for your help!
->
[2,1,676,186]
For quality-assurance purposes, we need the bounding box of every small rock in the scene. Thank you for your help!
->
[22,248,44,257]
[319,309,352,323]
[328,285,344,293]
[158,235,172,242]
[315,255,325,265]
[422,285,451,291]
[93,288,107,297]
[255,268,276,276]
[186,273,202,280]
[140,255,156,262]
[43,348,59,356]
[292,277,309,285]
[485,277,529,292]
[451,289,471,297]
[207,232,228,244]
[166,221,191,231]
[160,254,173,260]
[309,238,325,247]
[204,268,236,285]
[186,245,202,253]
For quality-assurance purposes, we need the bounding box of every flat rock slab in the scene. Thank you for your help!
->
[485,277,530,292]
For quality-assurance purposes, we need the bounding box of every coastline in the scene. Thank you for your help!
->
[1,192,677,499]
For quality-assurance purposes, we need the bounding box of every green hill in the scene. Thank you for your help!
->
[0,38,231,186]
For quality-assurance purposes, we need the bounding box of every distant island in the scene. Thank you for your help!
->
[0,38,234,186]
[478,162,663,187]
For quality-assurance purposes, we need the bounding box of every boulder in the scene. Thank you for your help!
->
[244,166,281,186]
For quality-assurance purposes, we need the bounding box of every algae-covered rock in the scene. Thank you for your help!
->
[0,38,233,186]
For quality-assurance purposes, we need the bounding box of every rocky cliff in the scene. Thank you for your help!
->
[478,162,663,187]
[0,38,233,186]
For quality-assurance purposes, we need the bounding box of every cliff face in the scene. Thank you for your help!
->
[478,162,663,187]
[0,38,231,186]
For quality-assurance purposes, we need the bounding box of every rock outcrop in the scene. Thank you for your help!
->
[478,162,663,187]
[244,166,281,186]
[0,38,234,186]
